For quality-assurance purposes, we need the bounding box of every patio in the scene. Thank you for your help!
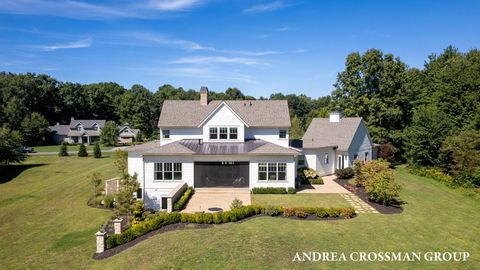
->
[182,188,251,213]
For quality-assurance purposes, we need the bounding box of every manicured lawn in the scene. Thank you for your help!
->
[1,157,479,269]
[33,144,115,153]
[252,193,350,207]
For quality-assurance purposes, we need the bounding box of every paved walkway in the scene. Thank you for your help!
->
[297,175,351,194]
[183,188,251,213]
[340,193,379,213]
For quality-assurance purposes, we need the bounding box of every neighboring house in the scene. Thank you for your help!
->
[302,112,375,176]
[48,118,106,144]
[118,126,140,144]
[127,87,300,210]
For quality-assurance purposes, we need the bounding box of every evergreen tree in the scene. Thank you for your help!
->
[78,143,88,157]
[93,142,101,158]
[59,142,68,156]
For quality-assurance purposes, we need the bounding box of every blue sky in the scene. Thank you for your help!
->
[0,0,479,98]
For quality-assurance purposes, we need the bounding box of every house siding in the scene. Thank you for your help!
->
[303,148,336,176]
[245,128,289,148]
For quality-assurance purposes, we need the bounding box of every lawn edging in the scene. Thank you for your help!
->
[93,205,355,259]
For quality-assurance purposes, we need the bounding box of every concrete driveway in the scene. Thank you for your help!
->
[183,188,251,213]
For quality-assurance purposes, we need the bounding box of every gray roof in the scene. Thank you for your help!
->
[158,100,291,128]
[48,124,70,135]
[127,139,299,156]
[67,130,101,137]
[69,119,106,128]
[302,117,363,151]
[119,126,140,137]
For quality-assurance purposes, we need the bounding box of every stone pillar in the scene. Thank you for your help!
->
[95,231,107,253]
[113,218,123,234]
[167,197,173,213]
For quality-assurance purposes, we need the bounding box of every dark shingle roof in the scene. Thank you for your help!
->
[302,117,363,151]
[158,100,291,128]
[69,119,106,128]
[127,139,299,156]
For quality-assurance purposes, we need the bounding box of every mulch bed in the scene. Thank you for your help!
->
[334,178,404,215]
[92,214,353,260]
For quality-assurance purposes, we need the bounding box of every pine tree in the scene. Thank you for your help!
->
[93,142,102,158]
[59,142,68,156]
[78,143,88,157]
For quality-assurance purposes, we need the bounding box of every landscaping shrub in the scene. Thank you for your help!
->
[104,194,115,208]
[173,187,194,211]
[78,144,88,157]
[335,167,354,179]
[308,178,324,185]
[287,187,296,194]
[93,142,102,158]
[357,160,401,205]
[251,187,288,194]
[131,201,145,224]
[230,197,243,209]
[105,205,356,249]
[410,167,453,186]
[297,167,324,185]
[59,142,68,156]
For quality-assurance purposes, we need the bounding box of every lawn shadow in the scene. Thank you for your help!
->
[0,164,47,184]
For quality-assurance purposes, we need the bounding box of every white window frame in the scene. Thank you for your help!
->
[209,127,218,139]
[364,152,369,161]
[229,127,238,140]
[279,129,287,139]
[162,130,170,139]
[209,126,239,141]
[324,152,329,164]
[154,162,182,181]
[258,162,287,181]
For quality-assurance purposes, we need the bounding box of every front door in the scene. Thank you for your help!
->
[194,162,249,187]
[338,155,344,169]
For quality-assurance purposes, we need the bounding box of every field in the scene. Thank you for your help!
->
[33,144,115,153]
[0,155,479,269]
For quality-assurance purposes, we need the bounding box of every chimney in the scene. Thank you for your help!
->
[56,122,60,126]
[200,86,209,106]
[329,111,342,123]
[71,117,74,121]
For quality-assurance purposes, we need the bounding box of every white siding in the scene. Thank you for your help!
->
[249,156,295,189]
[303,148,336,176]
[160,128,202,146]
[127,153,144,188]
[245,128,289,147]
[201,104,245,142]
[347,121,374,165]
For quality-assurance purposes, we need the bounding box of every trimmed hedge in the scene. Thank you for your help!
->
[335,168,354,179]
[297,167,324,185]
[251,187,288,194]
[173,187,194,211]
[106,205,356,249]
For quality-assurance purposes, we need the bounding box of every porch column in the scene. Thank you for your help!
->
[87,136,90,144]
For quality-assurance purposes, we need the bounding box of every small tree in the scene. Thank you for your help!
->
[0,126,26,166]
[100,121,119,146]
[93,142,102,158]
[78,143,88,157]
[114,150,128,177]
[90,172,102,198]
[356,160,402,205]
[59,142,68,156]
[230,198,243,209]
[115,173,140,215]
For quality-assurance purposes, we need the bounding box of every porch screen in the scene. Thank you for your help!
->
[194,162,249,187]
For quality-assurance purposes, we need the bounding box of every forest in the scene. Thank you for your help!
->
[1,46,479,185]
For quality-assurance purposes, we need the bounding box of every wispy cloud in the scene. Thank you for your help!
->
[0,0,204,20]
[127,32,214,51]
[147,0,200,11]
[243,1,288,14]
[38,38,92,51]
[171,56,262,66]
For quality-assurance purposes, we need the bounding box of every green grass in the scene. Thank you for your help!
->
[33,144,115,153]
[252,194,350,207]
[1,158,479,269]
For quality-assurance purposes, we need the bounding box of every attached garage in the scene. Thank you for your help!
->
[194,162,249,187]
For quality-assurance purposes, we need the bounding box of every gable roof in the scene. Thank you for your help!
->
[158,100,291,128]
[302,117,364,151]
[69,119,106,129]
[48,124,70,136]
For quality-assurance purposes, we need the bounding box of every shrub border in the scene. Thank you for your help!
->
[173,187,194,211]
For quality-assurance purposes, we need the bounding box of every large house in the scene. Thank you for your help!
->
[302,112,375,175]
[127,87,300,210]
[49,118,140,144]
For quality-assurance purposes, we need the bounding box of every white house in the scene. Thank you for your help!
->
[302,112,375,176]
[127,87,300,210]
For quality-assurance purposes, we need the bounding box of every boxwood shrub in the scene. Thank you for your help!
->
[173,187,194,211]
[105,205,356,249]
[251,187,288,194]
[335,168,354,179]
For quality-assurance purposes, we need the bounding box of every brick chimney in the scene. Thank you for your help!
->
[200,86,209,106]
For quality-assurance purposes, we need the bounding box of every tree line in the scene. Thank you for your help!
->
[0,46,479,182]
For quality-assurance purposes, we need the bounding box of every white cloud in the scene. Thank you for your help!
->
[121,32,214,51]
[243,1,287,13]
[39,38,92,51]
[148,0,200,11]
[171,56,262,66]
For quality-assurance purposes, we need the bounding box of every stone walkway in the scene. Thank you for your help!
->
[340,193,379,214]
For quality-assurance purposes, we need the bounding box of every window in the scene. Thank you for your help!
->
[209,127,218,139]
[354,153,358,160]
[258,162,287,181]
[76,125,82,131]
[154,162,182,180]
[136,188,142,199]
[161,197,168,210]
[229,127,238,139]
[258,162,267,180]
[219,127,228,139]
[324,153,329,164]
[364,152,369,161]
[162,130,170,139]
[279,130,287,139]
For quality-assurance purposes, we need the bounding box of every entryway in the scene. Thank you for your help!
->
[182,188,251,213]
